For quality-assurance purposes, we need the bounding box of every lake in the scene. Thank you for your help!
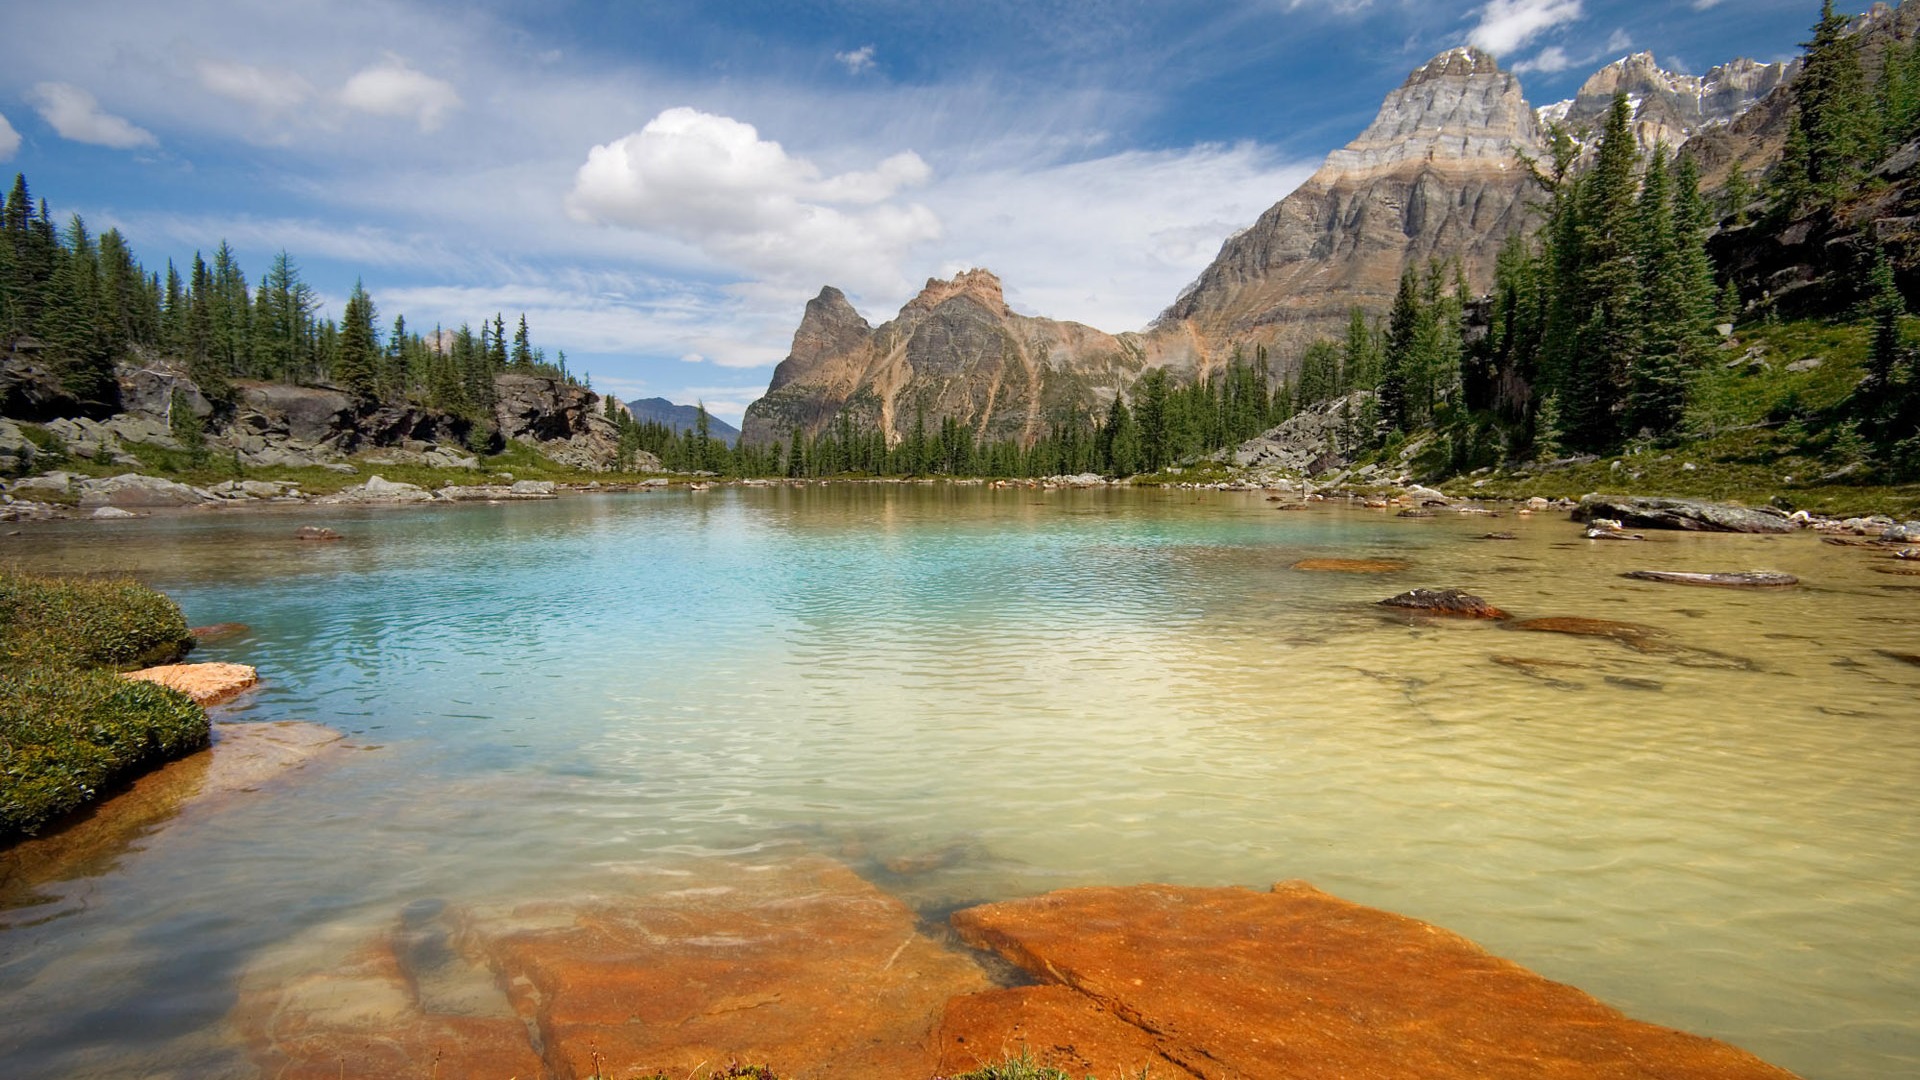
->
[1,484,1916,1079]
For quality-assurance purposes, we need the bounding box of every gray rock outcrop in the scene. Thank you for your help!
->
[1234,392,1373,474]
[77,473,213,508]
[1573,494,1795,533]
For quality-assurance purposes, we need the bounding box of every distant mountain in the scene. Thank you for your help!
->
[624,397,741,446]
[739,270,1137,447]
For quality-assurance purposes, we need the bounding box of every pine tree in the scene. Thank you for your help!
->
[1797,0,1875,201]
[1133,367,1170,472]
[1379,263,1420,434]
[335,280,380,400]
[512,314,533,368]
[1566,93,1643,451]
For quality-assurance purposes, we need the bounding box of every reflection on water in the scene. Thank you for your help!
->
[1,486,1917,1079]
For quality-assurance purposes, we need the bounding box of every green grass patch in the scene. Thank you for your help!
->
[1,572,208,843]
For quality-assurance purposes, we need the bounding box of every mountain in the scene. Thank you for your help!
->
[1148,47,1546,366]
[739,270,1139,447]
[625,397,741,446]
[745,43,1791,447]
[1542,52,1793,153]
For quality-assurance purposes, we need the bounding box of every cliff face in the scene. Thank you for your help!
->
[740,270,1141,447]
[1148,48,1546,367]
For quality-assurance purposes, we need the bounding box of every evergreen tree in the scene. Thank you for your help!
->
[1297,340,1341,407]
[335,279,380,400]
[1133,367,1171,472]
[512,314,533,368]
[1379,263,1420,434]
[1565,93,1643,450]
[1797,0,1875,200]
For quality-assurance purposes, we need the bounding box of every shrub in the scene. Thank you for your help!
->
[0,666,208,839]
[0,571,209,842]
[0,572,193,670]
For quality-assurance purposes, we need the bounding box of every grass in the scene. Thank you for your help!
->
[0,571,208,843]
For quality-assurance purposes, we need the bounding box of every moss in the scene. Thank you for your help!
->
[0,572,210,843]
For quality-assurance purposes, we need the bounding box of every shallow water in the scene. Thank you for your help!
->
[1,485,1916,1079]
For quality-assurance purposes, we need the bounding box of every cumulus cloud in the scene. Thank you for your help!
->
[0,111,19,160]
[29,82,157,149]
[566,107,941,296]
[835,45,877,74]
[339,55,462,131]
[1511,45,1575,74]
[1469,0,1583,57]
[198,59,314,112]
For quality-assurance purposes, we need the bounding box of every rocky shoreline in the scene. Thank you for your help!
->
[9,467,1914,547]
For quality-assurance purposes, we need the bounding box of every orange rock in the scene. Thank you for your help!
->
[188,622,250,644]
[1292,558,1410,573]
[234,854,995,1080]
[936,985,1190,1078]
[952,881,1800,1080]
[121,661,258,705]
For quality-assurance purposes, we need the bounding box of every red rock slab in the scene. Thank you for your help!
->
[122,661,258,705]
[936,985,1196,1079]
[477,854,994,1080]
[233,932,543,1080]
[952,881,1800,1080]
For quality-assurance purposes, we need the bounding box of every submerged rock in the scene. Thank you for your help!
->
[1622,570,1799,588]
[1378,588,1510,619]
[1510,616,1665,646]
[2,722,344,914]
[1293,558,1410,573]
[936,985,1175,1079]
[950,881,1799,1080]
[235,854,993,1080]
[1878,649,1920,668]
[294,526,341,541]
[1573,495,1793,534]
[188,622,251,645]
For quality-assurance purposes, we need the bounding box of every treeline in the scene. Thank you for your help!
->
[0,173,579,428]
[599,349,1306,480]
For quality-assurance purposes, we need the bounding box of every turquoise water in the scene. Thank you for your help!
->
[1,485,1917,1078]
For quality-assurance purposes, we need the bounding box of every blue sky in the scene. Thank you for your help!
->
[0,0,1816,424]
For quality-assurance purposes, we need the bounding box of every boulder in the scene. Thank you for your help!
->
[8,471,75,494]
[295,526,342,541]
[1378,588,1510,619]
[1621,570,1799,588]
[1884,521,1920,543]
[77,473,212,508]
[0,418,36,474]
[122,662,259,706]
[508,479,556,495]
[318,475,435,505]
[90,506,139,519]
[950,882,1799,1080]
[115,361,210,421]
[1573,495,1793,534]
[235,383,356,444]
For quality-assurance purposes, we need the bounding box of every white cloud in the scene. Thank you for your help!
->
[1511,45,1575,74]
[565,107,942,296]
[835,46,877,75]
[1605,28,1634,53]
[1692,0,1724,8]
[28,82,157,149]
[339,55,462,132]
[925,143,1316,334]
[197,59,314,112]
[0,111,19,160]
[1468,0,1583,57]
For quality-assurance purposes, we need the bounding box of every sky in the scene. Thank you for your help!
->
[0,0,1819,425]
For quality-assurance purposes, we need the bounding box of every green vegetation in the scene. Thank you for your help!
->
[1,172,581,437]
[1,572,207,842]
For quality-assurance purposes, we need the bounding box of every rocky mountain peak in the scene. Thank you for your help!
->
[1546,51,1792,150]
[1403,47,1503,87]
[903,269,1011,318]
[765,286,874,395]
